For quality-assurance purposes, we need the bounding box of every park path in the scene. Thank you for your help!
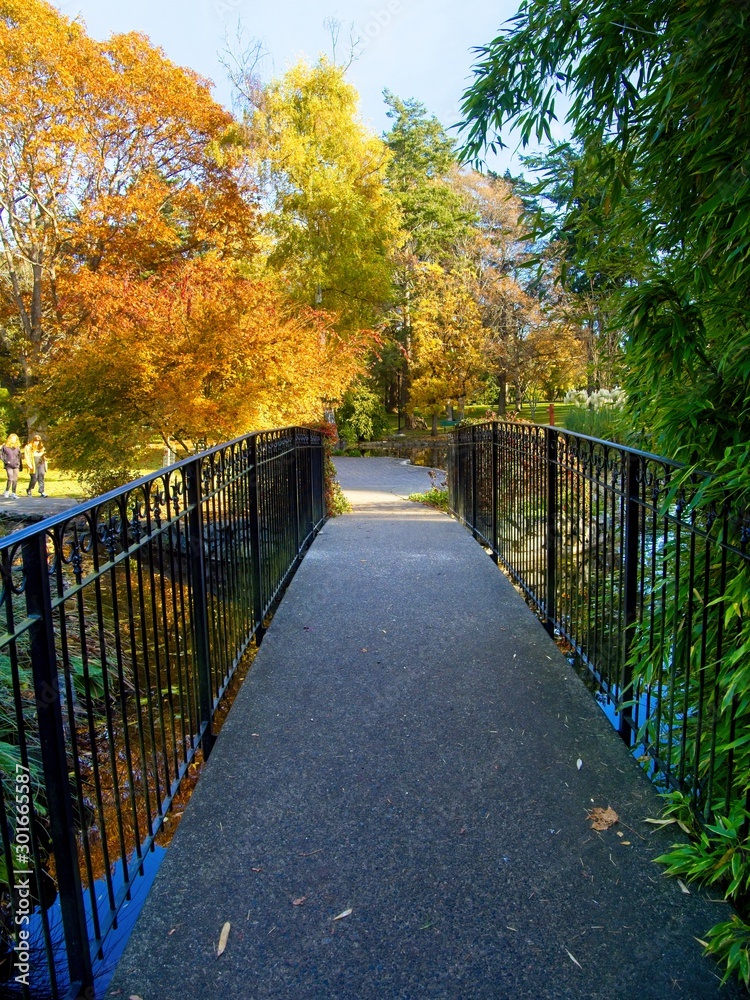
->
[108,457,740,999]
[0,490,79,524]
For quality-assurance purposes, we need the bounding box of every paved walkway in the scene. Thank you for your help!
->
[0,490,80,527]
[109,458,741,999]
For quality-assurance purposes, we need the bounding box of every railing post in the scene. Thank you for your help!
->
[312,431,320,527]
[291,429,301,557]
[186,459,214,757]
[23,533,94,999]
[491,421,499,563]
[545,427,558,637]
[452,430,459,519]
[471,425,478,539]
[248,434,266,640]
[620,450,640,745]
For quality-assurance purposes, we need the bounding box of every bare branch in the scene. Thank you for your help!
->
[323,16,358,70]
[219,22,269,116]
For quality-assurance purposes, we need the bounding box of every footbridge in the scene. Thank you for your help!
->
[0,428,744,999]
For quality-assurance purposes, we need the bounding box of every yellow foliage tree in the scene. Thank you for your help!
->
[252,58,401,339]
[409,263,487,434]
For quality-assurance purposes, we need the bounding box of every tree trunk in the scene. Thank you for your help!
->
[585,317,596,393]
[431,412,438,436]
[497,371,507,416]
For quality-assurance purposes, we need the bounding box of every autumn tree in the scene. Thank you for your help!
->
[409,263,487,435]
[251,58,401,339]
[453,170,528,412]
[380,94,476,423]
[0,0,254,423]
[3,5,377,479]
[38,256,362,482]
[524,320,586,404]
[450,169,584,412]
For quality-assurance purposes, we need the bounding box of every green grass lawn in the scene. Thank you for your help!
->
[39,467,87,500]
[32,444,168,500]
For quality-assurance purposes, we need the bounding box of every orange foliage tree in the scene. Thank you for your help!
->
[1,0,370,483]
[38,256,364,477]
[0,0,254,416]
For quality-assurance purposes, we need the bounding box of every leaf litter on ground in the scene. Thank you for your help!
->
[565,948,583,969]
[217,921,231,957]
[587,805,618,831]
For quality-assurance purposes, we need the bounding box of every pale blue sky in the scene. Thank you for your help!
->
[54,0,565,174]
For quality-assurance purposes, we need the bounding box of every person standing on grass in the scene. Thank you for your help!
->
[24,434,48,497]
[1,433,21,498]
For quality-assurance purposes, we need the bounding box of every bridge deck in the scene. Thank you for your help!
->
[109,457,738,999]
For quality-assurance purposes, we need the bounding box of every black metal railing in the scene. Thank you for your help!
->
[0,426,325,999]
[449,422,750,820]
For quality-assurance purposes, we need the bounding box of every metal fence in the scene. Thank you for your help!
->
[0,427,325,999]
[449,421,750,821]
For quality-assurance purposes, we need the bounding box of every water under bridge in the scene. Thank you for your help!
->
[104,456,738,999]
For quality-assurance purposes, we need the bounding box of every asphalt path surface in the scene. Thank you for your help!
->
[109,458,741,999]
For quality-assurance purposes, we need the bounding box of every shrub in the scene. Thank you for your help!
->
[562,388,632,443]
[336,384,389,443]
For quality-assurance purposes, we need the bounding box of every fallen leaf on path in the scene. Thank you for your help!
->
[333,908,353,921]
[576,758,583,770]
[217,922,231,957]
[292,896,308,906]
[587,806,619,831]
[565,948,582,969]
[678,879,691,895]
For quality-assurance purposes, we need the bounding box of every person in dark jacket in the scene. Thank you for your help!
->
[2,433,21,498]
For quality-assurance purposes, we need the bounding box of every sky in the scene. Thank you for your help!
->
[53,0,565,176]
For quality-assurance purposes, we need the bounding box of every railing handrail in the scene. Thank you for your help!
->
[0,425,326,999]
[0,425,320,551]
[454,418,699,473]
[447,421,750,823]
